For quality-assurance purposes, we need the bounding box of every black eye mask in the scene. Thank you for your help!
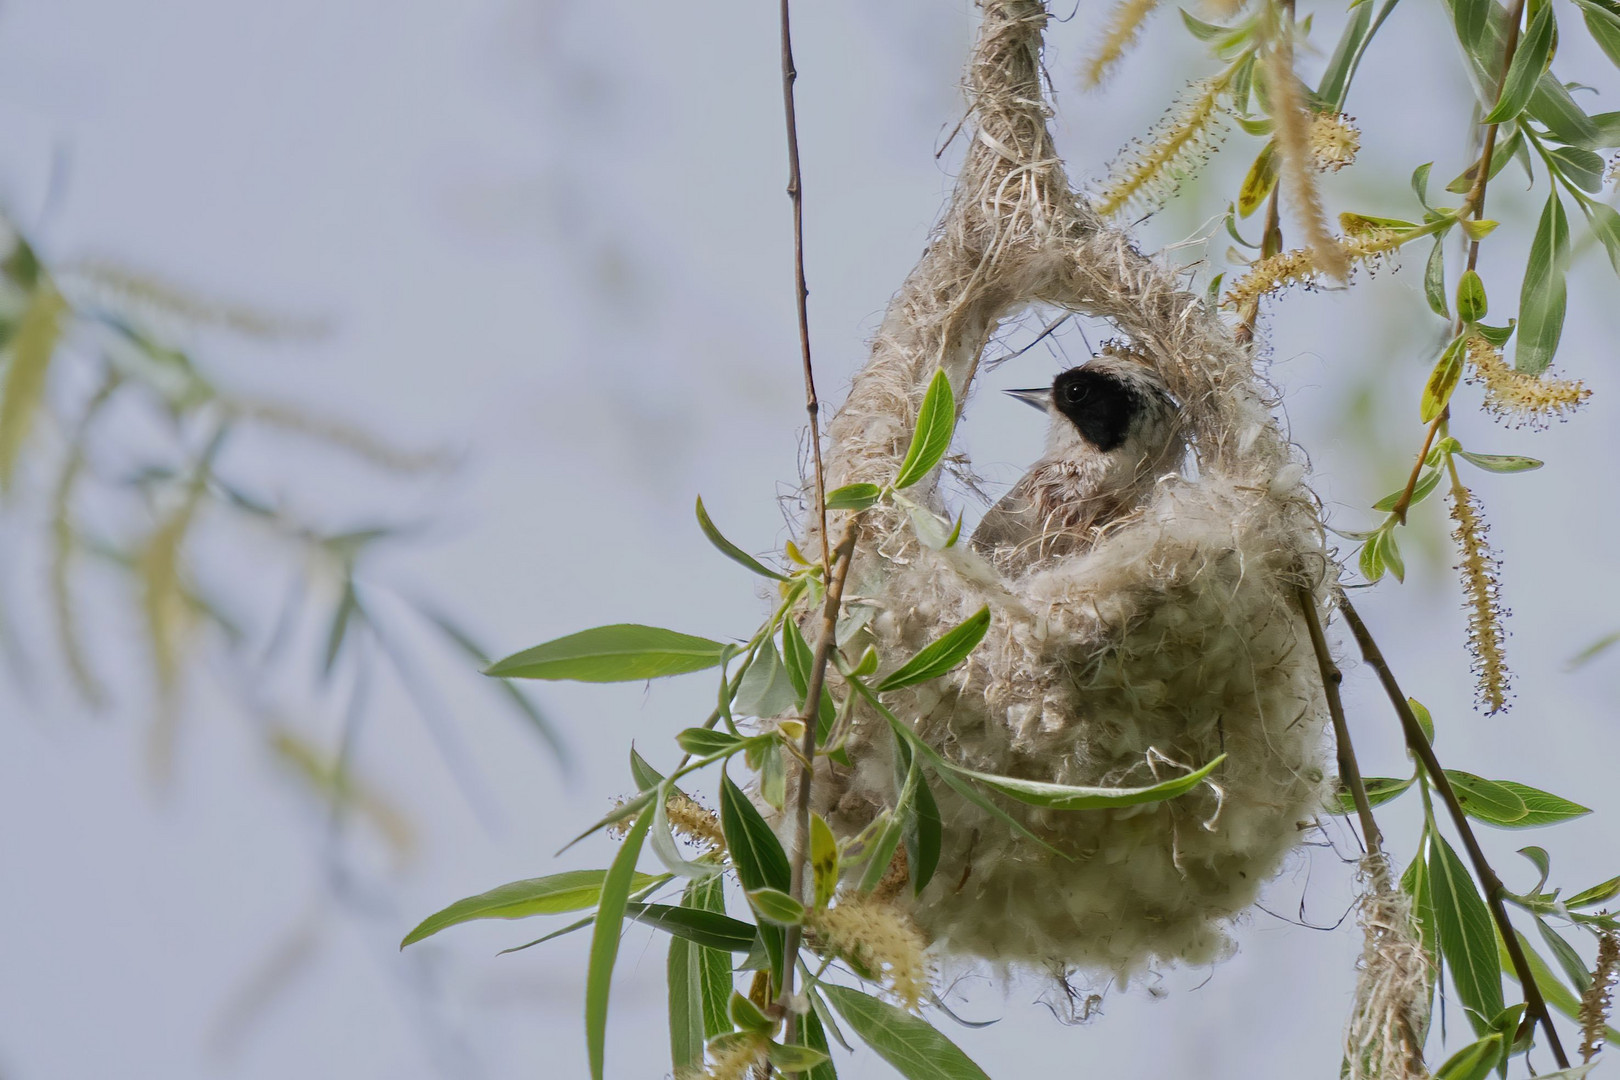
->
[1051,368,1139,452]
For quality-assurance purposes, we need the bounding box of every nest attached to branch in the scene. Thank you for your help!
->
[800,0,1332,976]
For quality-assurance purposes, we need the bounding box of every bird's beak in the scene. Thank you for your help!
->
[1004,387,1051,412]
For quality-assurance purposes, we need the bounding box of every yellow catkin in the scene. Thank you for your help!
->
[676,1033,769,1080]
[666,793,727,852]
[1580,930,1620,1062]
[1309,112,1361,172]
[1084,0,1163,86]
[1464,336,1591,427]
[806,893,932,1010]
[1221,230,1397,311]
[1266,34,1350,280]
[1092,77,1229,217]
[1448,477,1511,715]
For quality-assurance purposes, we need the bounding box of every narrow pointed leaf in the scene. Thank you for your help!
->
[747,888,806,926]
[0,284,67,491]
[1483,4,1554,124]
[1425,237,1449,318]
[585,810,653,1080]
[1421,336,1467,422]
[950,754,1226,811]
[1455,451,1542,473]
[810,813,840,909]
[626,902,757,952]
[486,624,729,682]
[875,607,990,692]
[825,483,882,512]
[1566,874,1620,907]
[1444,770,1528,825]
[821,984,992,1080]
[1429,832,1503,1033]
[893,369,957,490]
[720,771,790,893]
[696,497,790,580]
[1491,780,1590,826]
[401,869,661,948]
[668,925,703,1073]
[1515,194,1570,375]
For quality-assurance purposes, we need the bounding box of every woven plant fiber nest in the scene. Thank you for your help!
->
[798,0,1332,976]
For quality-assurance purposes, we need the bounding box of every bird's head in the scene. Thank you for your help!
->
[1006,353,1184,470]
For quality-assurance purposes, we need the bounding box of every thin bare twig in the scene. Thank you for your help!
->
[1295,585,1383,856]
[780,0,830,574]
[1338,595,1571,1069]
[777,523,858,1051]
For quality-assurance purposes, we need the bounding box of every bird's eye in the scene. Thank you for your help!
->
[1062,383,1086,403]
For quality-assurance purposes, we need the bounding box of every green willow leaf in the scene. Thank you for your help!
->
[668,921,704,1074]
[748,887,806,926]
[1359,530,1388,583]
[1238,141,1279,218]
[1515,194,1570,375]
[1455,450,1543,473]
[1381,527,1407,583]
[627,901,757,952]
[952,754,1226,811]
[0,283,67,492]
[1549,145,1605,193]
[1456,269,1487,323]
[1574,0,1620,69]
[400,869,661,948]
[1425,237,1449,318]
[825,483,882,511]
[1374,469,1441,511]
[1583,200,1620,277]
[735,639,797,719]
[1444,770,1528,825]
[1334,775,1415,814]
[893,368,957,490]
[821,984,992,1080]
[1429,832,1503,1033]
[1318,0,1374,108]
[720,771,791,893]
[856,809,908,893]
[792,1005,840,1080]
[689,876,734,1038]
[875,606,991,692]
[486,624,729,682]
[1536,917,1592,992]
[586,810,653,1080]
[810,813,840,909]
[1492,780,1590,826]
[1421,336,1467,422]
[729,990,774,1033]
[768,1041,832,1072]
[1567,873,1620,907]
[1528,75,1602,148]
[676,728,750,757]
[1433,1033,1502,1080]
[906,766,943,896]
[1483,4,1554,125]
[695,496,791,581]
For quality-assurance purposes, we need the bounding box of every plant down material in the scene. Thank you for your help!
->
[801,0,1328,976]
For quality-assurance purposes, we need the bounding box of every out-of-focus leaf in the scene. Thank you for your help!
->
[696,497,791,581]
[821,984,992,1080]
[0,283,68,491]
[417,603,566,758]
[486,624,728,682]
[1515,194,1570,375]
[893,368,957,490]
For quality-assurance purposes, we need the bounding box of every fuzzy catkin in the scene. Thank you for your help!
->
[798,0,1329,977]
[1346,855,1432,1080]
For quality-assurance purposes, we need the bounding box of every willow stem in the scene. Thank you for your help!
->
[1338,595,1571,1069]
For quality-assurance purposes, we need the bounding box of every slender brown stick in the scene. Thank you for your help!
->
[1338,595,1571,1069]
[779,0,830,573]
[1389,0,1525,524]
[776,522,858,1052]
[1296,585,1384,856]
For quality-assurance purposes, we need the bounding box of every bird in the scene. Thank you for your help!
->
[970,352,1185,574]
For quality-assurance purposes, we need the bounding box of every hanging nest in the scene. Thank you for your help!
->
[798,0,1332,976]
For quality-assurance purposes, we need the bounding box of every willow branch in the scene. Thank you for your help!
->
[777,521,858,1049]
[1296,585,1383,856]
[779,0,830,573]
[1338,595,1570,1069]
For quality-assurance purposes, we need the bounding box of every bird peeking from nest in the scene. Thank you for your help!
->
[970,350,1186,575]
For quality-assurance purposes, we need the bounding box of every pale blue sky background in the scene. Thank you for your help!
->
[0,2,1617,1078]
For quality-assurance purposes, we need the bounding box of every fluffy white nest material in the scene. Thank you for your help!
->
[801,0,1332,975]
